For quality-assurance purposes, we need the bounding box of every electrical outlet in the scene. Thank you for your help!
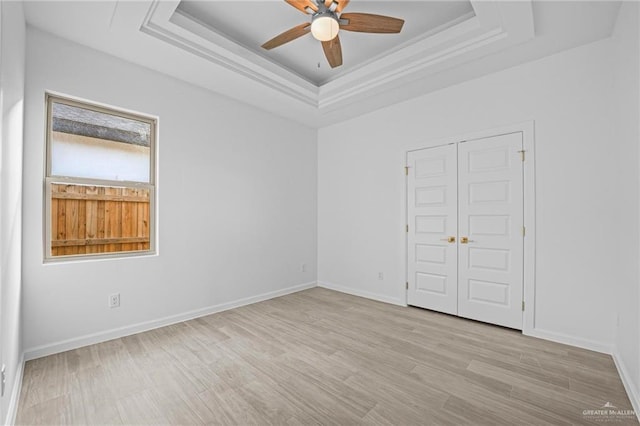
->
[109,293,120,308]
[301,263,307,273]
[378,272,384,280]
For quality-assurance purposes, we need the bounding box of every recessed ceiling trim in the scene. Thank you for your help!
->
[140,0,320,107]
[137,0,534,110]
[24,0,621,128]
[319,29,508,109]
[317,10,477,86]
[318,17,503,108]
[171,8,318,86]
[318,0,534,108]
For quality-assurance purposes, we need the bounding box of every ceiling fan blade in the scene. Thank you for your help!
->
[340,13,404,33]
[261,23,311,50]
[322,36,343,68]
[335,0,350,13]
[285,0,317,14]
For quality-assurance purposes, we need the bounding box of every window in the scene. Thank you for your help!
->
[45,94,156,260]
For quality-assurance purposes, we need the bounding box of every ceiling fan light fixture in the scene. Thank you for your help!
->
[311,12,339,41]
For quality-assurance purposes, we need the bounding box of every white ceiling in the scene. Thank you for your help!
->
[23,1,622,128]
[174,1,475,85]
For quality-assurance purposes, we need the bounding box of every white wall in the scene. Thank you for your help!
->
[0,1,25,424]
[318,38,621,351]
[15,2,640,415]
[22,29,318,356]
[51,132,151,183]
[612,0,640,412]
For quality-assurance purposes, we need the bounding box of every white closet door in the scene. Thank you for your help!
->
[407,144,458,315]
[457,133,524,329]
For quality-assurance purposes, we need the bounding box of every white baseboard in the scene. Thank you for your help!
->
[4,353,24,426]
[525,328,612,354]
[317,280,405,306]
[612,350,640,421]
[24,281,317,361]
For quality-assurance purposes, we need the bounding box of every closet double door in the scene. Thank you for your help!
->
[407,132,524,329]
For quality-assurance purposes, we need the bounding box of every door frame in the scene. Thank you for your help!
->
[403,121,536,335]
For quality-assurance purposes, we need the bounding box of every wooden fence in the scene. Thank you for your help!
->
[51,183,150,256]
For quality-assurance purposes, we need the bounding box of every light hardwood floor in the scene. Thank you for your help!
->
[15,288,638,425]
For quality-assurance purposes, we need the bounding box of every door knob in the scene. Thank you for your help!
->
[460,237,475,244]
[440,236,456,243]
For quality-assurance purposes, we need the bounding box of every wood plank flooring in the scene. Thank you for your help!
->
[15,288,638,425]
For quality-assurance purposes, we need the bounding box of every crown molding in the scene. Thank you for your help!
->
[135,0,533,110]
[139,0,319,106]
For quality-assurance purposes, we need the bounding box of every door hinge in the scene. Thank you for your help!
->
[518,150,526,162]
[522,301,525,311]
[406,282,409,290]
[404,166,409,176]
[406,224,409,233]
[522,226,526,236]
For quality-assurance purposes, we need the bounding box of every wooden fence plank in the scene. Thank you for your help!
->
[66,186,79,256]
[113,186,121,253]
[122,188,133,252]
[77,185,87,255]
[50,184,150,257]
[97,186,106,254]
[86,186,98,254]
[51,197,58,255]
[52,237,150,247]
[106,187,116,253]
[57,190,66,238]
[137,198,145,251]
[52,192,149,202]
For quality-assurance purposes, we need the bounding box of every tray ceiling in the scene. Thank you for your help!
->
[142,0,536,109]
[23,1,623,127]
[174,1,475,86]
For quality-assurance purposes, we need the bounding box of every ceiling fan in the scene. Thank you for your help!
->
[261,0,404,69]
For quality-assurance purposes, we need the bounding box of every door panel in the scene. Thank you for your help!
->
[457,133,524,329]
[407,144,458,314]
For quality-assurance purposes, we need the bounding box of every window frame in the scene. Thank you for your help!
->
[44,93,157,262]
